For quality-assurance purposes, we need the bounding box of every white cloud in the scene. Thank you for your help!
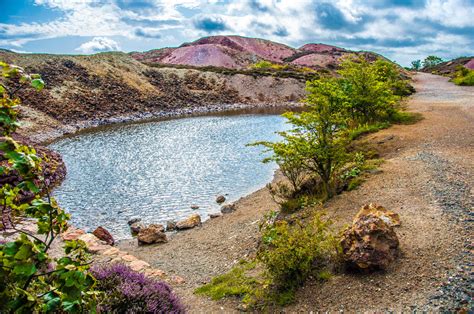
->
[75,37,121,54]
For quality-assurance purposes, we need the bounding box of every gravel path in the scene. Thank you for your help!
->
[119,73,473,312]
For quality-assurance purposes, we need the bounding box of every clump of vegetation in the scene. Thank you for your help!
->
[252,60,288,70]
[452,66,474,86]
[92,263,185,313]
[422,55,444,69]
[195,260,261,303]
[0,62,99,312]
[258,213,339,302]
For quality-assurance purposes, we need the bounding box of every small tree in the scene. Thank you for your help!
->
[422,55,443,69]
[338,56,397,123]
[255,78,349,199]
[0,62,98,312]
[410,59,422,71]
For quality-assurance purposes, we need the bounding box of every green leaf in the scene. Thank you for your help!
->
[14,243,34,260]
[13,262,37,276]
[31,78,44,91]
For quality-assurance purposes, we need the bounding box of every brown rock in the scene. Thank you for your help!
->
[148,224,165,233]
[354,203,401,227]
[209,212,222,218]
[176,213,202,230]
[138,225,168,245]
[216,195,226,203]
[92,226,115,245]
[129,260,150,272]
[341,207,400,270]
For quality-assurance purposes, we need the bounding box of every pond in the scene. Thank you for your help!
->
[49,111,289,239]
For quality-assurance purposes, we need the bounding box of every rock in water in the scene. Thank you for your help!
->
[191,204,199,210]
[341,205,400,270]
[92,226,115,246]
[138,225,168,245]
[221,203,236,214]
[166,220,177,231]
[176,213,202,230]
[354,203,401,227]
[216,195,226,203]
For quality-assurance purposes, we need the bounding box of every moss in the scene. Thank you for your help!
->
[194,260,259,301]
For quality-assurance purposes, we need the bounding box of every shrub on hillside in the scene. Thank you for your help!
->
[91,264,185,313]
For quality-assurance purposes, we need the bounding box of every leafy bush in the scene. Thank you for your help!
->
[410,59,422,71]
[338,56,398,122]
[258,214,339,293]
[92,263,185,313]
[452,66,474,86]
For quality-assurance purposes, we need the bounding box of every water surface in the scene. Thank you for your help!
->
[49,113,287,239]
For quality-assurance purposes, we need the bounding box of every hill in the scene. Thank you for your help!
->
[130,35,377,70]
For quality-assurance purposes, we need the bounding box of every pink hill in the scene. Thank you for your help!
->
[299,43,346,53]
[465,58,474,70]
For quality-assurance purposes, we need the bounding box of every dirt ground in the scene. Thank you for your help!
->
[118,73,473,312]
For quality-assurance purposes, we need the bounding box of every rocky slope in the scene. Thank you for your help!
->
[0,50,306,142]
[130,35,376,70]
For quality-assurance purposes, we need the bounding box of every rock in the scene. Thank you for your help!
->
[166,220,177,231]
[341,206,400,270]
[122,254,138,262]
[137,225,168,245]
[87,244,110,254]
[61,226,85,241]
[148,223,165,233]
[103,247,120,256]
[92,226,115,245]
[78,233,102,246]
[209,212,222,218]
[130,222,145,234]
[176,213,201,230]
[171,275,186,284]
[354,203,401,227]
[191,204,199,210]
[127,218,141,226]
[216,195,226,203]
[221,203,236,214]
[129,260,150,272]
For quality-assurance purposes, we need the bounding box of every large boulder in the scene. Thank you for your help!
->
[92,226,115,245]
[176,213,201,230]
[137,225,168,245]
[341,204,400,270]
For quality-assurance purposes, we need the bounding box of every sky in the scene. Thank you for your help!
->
[0,0,473,66]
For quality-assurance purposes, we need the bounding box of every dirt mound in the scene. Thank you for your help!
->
[299,43,346,53]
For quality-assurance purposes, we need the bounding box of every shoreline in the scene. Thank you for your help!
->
[27,102,302,145]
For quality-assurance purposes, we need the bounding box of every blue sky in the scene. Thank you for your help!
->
[0,0,473,66]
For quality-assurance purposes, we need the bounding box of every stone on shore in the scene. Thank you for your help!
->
[127,218,141,226]
[61,226,85,241]
[176,213,202,230]
[92,226,115,245]
[216,195,226,203]
[138,225,168,245]
[130,222,145,234]
[209,212,222,218]
[166,220,177,231]
[221,203,236,214]
[341,204,400,270]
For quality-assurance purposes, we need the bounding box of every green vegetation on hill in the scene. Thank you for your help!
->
[452,66,474,86]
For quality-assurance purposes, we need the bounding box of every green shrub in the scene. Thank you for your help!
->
[258,214,339,293]
[452,67,474,86]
